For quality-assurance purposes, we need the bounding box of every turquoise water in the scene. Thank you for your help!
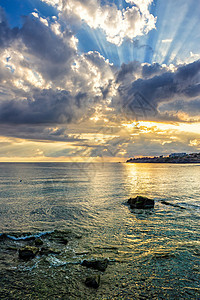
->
[0,162,200,299]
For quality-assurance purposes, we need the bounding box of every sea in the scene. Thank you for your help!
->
[0,162,199,299]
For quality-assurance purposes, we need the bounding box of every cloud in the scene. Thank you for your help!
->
[162,39,172,43]
[142,63,168,78]
[0,7,19,48]
[116,61,169,84]
[0,4,200,161]
[19,14,77,81]
[46,0,157,46]
[115,61,141,83]
[0,88,94,125]
[159,98,200,117]
[116,60,200,122]
[190,51,200,60]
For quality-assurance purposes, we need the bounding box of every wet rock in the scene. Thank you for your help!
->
[40,247,60,256]
[48,230,69,245]
[81,258,109,271]
[60,237,69,245]
[0,233,8,241]
[35,238,43,246]
[19,246,39,260]
[75,251,90,256]
[128,196,154,209]
[24,236,36,241]
[85,275,100,288]
[160,200,186,209]
[6,246,18,251]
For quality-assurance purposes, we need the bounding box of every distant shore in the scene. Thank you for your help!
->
[126,152,200,164]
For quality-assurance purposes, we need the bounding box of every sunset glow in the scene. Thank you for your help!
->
[0,0,199,161]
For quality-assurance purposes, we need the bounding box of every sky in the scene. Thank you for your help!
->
[0,0,200,162]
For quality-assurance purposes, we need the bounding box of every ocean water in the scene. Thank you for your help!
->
[0,162,200,299]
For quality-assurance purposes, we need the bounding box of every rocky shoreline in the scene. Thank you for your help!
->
[0,197,200,299]
[0,229,113,299]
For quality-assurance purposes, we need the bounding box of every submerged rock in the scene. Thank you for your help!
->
[160,200,186,209]
[128,196,154,209]
[81,258,109,271]
[19,246,39,260]
[35,238,43,246]
[85,275,100,288]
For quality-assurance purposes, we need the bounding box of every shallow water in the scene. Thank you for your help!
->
[0,162,200,299]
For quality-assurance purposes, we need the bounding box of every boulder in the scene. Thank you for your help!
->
[19,246,39,260]
[85,275,100,288]
[81,258,109,271]
[128,196,154,209]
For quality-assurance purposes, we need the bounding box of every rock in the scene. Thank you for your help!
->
[19,246,39,260]
[75,251,90,256]
[6,246,18,251]
[35,238,43,246]
[81,258,109,271]
[160,200,186,209]
[48,230,69,245]
[0,233,8,241]
[128,196,154,209]
[23,236,36,241]
[85,275,100,288]
[60,237,69,245]
[39,247,60,256]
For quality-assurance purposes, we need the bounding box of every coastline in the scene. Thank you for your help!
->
[126,161,200,163]
[126,152,200,164]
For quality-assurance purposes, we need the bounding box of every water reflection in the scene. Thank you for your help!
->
[0,163,200,299]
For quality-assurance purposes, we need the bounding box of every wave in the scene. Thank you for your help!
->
[0,231,53,241]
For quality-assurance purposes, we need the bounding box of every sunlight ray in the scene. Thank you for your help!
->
[162,0,197,64]
[171,19,199,64]
[144,0,158,64]
[151,0,171,63]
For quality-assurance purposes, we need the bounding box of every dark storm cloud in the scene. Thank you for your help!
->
[116,61,168,84]
[20,15,76,80]
[142,63,167,78]
[159,98,200,116]
[0,89,89,125]
[117,60,200,120]
[174,60,200,83]
[20,15,74,63]
[0,7,76,81]
[115,61,141,83]
[183,84,200,97]
[0,123,89,143]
